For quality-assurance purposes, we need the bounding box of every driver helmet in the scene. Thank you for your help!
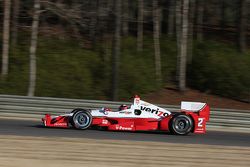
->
[119,104,128,111]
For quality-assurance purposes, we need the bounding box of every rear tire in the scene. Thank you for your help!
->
[170,114,193,135]
[71,110,92,130]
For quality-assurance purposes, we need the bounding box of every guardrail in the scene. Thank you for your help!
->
[0,94,249,132]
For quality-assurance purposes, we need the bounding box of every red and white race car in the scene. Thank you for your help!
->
[42,95,210,135]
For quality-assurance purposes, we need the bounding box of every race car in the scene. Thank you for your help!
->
[42,95,210,135]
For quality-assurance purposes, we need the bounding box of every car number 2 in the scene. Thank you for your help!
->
[198,118,204,127]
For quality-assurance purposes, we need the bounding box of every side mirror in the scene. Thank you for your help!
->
[134,109,141,115]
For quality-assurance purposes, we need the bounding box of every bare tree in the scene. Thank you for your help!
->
[89,0,98,45]
[1,0,11,77]
[220,0,226,31]
[158,5,162,37]
[175,0,182,82]
[44,2,85,29]
[137,0,144,52]
[238,0,248,53]
[188,0,196,64]
[167,0,175,37]
[175,0,182,46]
[196,0,204,41]
[178,0,189,91]
[153,0,162,84]
[107,0,114,10]
[122,0,129,36]
[28,0,40,96]
[111,0,121,100]
[11,0,20,47]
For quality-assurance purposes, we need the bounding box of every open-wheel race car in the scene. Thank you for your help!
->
[42,95,210,135]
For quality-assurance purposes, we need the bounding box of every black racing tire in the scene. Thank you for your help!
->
[170,114,193,135]
[69,108,84,125]
[71,108,83,114]
[71,109,92,130]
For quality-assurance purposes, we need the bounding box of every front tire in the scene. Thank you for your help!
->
[170,114,193,135]
[71,110,92,130]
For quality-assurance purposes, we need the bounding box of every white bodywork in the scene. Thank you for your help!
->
[181,102,206,111]
[91,97,172,119]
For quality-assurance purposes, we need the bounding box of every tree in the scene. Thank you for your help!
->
[167,0,175,37]
[11,0,20,47]
[196,0,204,41]
[188,0,196,64]
[220,0,226,31]
[107,0,114,10]
[175,0,182,82]
[28,0,40,96]
[137,0,144,52]
[122,0,129,36]
[238,0,248,53]
[89,0,98,45]
[111,0,121,101]
[153,0,162,84]
[1,0,11,77]
[178,0,189,91]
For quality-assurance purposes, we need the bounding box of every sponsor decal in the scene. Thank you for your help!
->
[119,111,132,114]
[140,106,169,117]
[102,119,108,124]
[54,123,67,126]
[115,125,132,131]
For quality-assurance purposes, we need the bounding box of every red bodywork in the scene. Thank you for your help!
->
[42,104,210,134]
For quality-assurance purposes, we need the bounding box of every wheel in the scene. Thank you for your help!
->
[69,108,84,125]
[71,108,83,114]
[170,114,193,135]
[71,110,92,130]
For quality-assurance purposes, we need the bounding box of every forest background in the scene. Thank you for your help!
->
[0,0,249,104]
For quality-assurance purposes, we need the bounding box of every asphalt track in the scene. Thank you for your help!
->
[0,118,249,147]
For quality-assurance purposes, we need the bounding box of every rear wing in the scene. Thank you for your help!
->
[181,101,210,121]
